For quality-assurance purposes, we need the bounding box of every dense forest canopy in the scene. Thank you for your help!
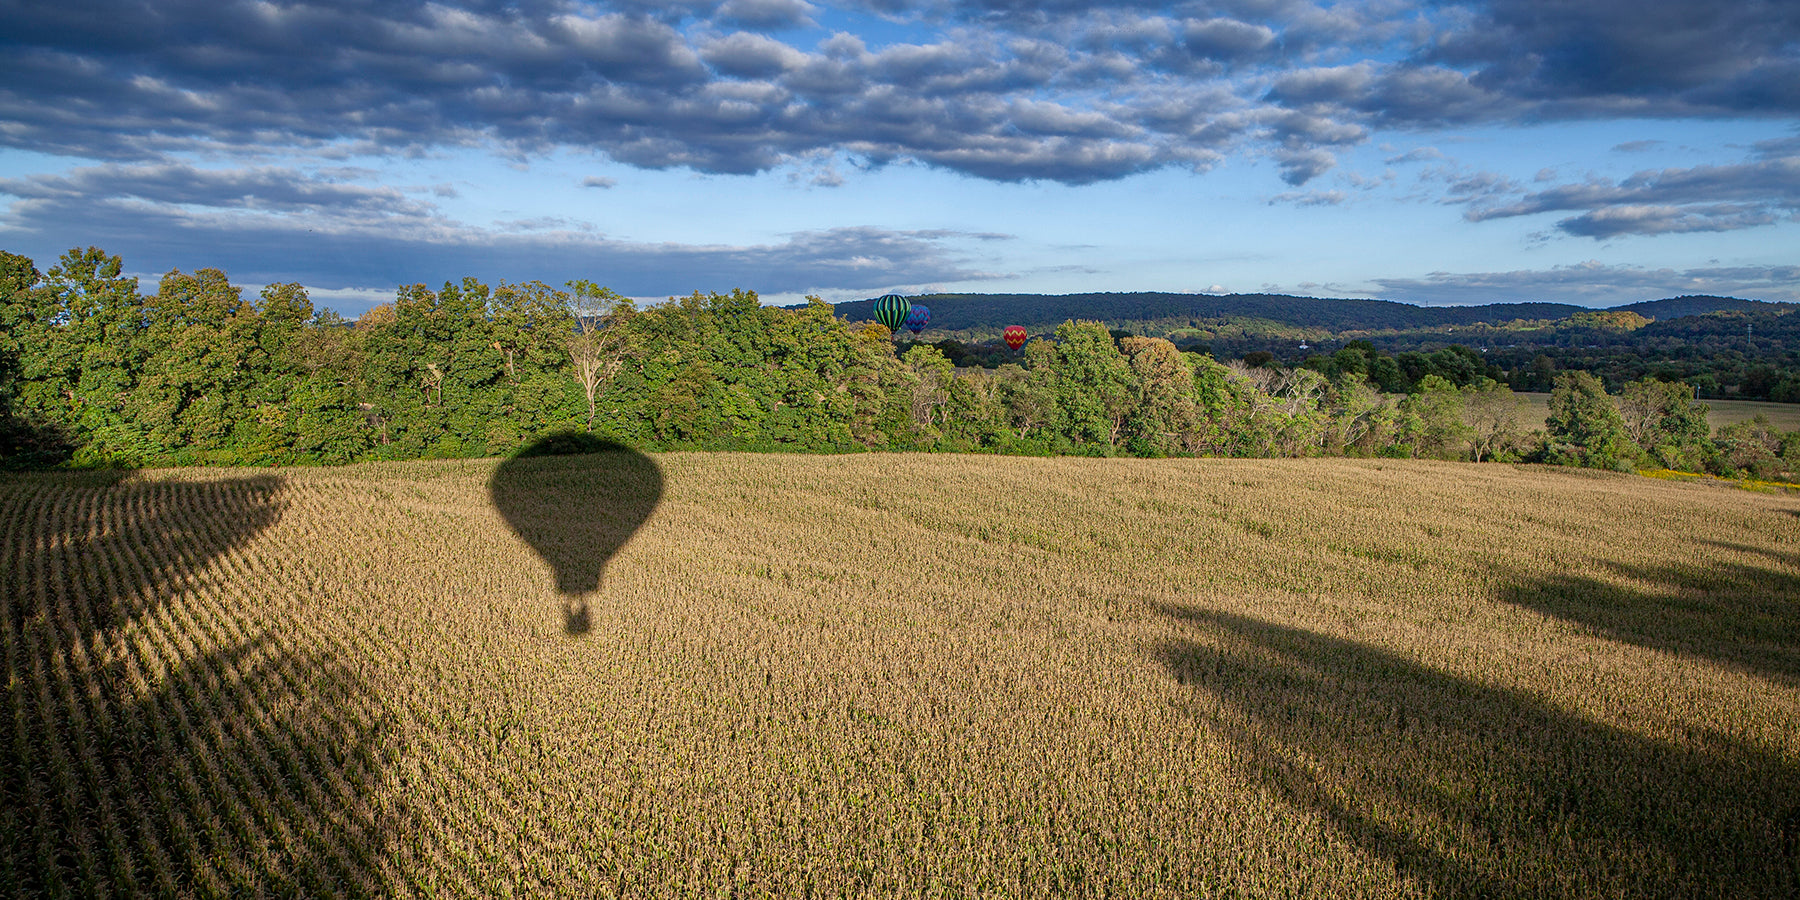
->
[2,247,1796,480]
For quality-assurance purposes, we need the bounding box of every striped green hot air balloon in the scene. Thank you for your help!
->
[873,294,909,333]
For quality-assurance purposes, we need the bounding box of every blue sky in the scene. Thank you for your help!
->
[1,0,1796,315]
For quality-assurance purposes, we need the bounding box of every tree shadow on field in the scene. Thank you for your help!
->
[1156,605,1800,899]
[488,433,663,636]
[0,412,74,471]
[3,471,283,645]
[0,472,404,897]
[1494,542,1800,683]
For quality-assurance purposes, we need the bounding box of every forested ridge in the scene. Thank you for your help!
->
[2,247,1796,480]
[861,291,1800,401]
[850,290,1786,341]
[833,291,1591,334]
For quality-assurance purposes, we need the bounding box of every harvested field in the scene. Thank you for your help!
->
[1514,392,1800,431]
[3,454,1797,897]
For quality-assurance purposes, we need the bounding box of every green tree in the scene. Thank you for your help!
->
[901,343,955,443]
[1395,375,1472,459]
[129,267,266,463]
[994,362,1059,450]
[1712,416,1797,480]
[1616,378,1713,472]
[1120,336,1199,456]
[280,307,372,464]
[1042,320,1137,452]
[0,251,37,378]
[1323,344,1368,380]
[1520,354,1557,392]
[1187,353,1258,456]
[1322,373,1397,457]
[358,279,508,458]
[245,282,317,461]
[938,366,1010,452]
[25,248,155,465]
[1546,371,1633,470]
[1462,378,1526,463]
[0,252,69,466]
[1267,367,1330,457]
[631,290,761,448]
[1365,352,1408,393]
[762,297,868,451]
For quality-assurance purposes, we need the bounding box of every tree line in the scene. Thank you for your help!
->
[2,247,1795,481]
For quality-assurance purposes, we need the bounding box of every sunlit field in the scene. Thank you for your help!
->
[4,453,1797,897]
[1515,392,1800,431]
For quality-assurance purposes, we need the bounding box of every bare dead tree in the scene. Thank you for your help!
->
[566,280,636,432]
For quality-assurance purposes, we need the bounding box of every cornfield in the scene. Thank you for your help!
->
[3,453,1797,897]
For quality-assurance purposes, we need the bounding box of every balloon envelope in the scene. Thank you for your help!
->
[1004,325,1028,350]
[873,294,909,333]
[904,304,930,334]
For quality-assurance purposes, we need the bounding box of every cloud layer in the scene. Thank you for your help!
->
[1370,260,1800,306]
[1,1,1796,305]
[4,1,1794,184]
[0,162,992,303]
[1464,151,1800,238]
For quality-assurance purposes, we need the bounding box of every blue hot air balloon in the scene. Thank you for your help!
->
[904,304,931,335]
[873,294,909,333]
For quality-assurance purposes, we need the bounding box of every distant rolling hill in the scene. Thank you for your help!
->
[818,291,1793,341]
[1613,295,1787,320]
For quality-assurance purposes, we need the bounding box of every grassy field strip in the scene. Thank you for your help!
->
[1514,392,1800,430]
[4,455,1799,897]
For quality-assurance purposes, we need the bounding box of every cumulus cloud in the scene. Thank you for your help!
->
[1180,17,1277,63]
[1266,64,1373,107]
[713,0,817,31]
[1555,204,1780,238]
[1273,147,1336,186]
[1463,154,1800,237]
[698,31,810,77]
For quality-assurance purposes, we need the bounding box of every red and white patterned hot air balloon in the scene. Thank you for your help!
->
[1003,325,1028,351]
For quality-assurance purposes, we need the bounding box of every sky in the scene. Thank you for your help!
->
[1,0,1797,316]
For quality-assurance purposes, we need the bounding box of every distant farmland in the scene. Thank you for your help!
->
[1514,393,1800,431]
[3,454,1797,897]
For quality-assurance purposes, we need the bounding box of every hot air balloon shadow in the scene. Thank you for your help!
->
[488,433,663,636]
